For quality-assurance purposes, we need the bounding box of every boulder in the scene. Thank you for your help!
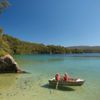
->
[0,54,23,73]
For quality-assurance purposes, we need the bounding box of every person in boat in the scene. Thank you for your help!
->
[63,73,69,81]
[55,73,60,81]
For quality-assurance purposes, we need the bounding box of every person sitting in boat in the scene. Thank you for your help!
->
[63,73,69,81]
[55,73,60,81]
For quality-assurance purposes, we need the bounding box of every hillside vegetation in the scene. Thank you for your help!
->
[1,33,100,56]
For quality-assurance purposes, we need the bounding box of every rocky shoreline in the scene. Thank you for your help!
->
[0,54,25,73]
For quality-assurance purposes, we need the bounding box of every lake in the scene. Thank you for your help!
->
[0,54,100,100]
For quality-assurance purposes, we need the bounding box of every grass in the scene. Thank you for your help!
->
[0,49,7,57]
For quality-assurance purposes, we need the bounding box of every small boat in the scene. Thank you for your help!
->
[49,78,85,87]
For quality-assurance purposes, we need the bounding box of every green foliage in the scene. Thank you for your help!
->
[0,37,11,56]
[1,34,100,55]
[0,28,3,34]
[0,0,9,13]
[0,0,10,56]
[0,49,7,56]
[47,45,66,54]
[0,29,11,56]
[71,49,83,54]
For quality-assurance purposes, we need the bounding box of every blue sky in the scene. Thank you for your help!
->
[1,0,100,46]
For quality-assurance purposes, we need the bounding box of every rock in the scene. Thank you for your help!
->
[0,54,23,73]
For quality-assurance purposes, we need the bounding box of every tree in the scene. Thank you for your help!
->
[0,0,10,56]
[0,0,10,38]
[0,0,9,13]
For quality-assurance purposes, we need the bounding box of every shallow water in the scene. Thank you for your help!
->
[0,54,100,100]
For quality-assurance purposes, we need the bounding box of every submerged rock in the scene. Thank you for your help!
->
[0,54,23,73]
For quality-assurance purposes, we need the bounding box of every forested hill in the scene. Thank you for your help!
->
[1,34,100,55]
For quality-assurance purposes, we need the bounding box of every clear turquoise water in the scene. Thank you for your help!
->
[0,54,100,100]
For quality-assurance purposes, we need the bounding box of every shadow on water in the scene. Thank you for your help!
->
[41,84,75,91]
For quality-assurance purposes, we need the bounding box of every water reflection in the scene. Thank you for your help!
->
[48,58,64,62]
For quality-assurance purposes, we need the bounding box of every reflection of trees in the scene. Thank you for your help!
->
[48,58,64,62]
